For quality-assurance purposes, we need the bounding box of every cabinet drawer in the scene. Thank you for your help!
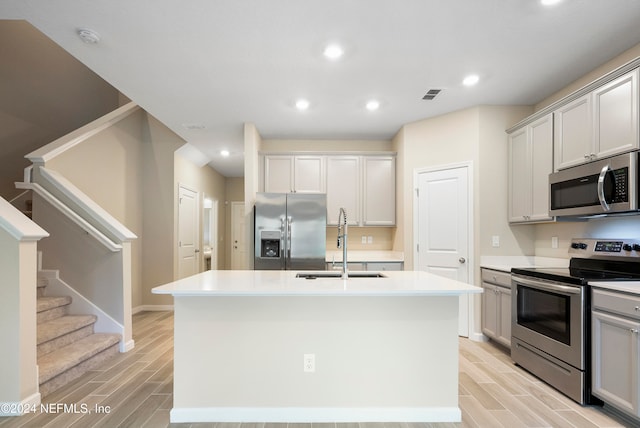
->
[592,288,640,320]
[481,269,511,288]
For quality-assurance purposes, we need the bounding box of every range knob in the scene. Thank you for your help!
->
[579,243,588,250]
[634,244,640,252]
[623,244,633,251]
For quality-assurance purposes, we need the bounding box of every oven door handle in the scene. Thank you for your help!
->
[597,164,612,212]
[512,275,581,295]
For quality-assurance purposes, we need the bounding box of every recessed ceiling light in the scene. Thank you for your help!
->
[540,0,562,6]
[462,74,480,86]
[220,150,230,157]
[366,100,380,111]
[323,44,344,60]
[295,99,310,110]
[77,28,100,44]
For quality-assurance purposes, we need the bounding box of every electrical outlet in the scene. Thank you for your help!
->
[491,235,500,248]
[303,353,315,372]
[367,236,373,244]
[361,235,366,244]
[552,236,559,249]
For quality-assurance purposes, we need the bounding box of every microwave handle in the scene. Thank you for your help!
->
[597,164,612,212]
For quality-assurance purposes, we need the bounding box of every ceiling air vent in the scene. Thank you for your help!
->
[422,89,442,100]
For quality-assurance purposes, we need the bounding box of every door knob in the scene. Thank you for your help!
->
[459,257,466,264]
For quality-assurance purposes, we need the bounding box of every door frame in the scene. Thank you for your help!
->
[412,161,475,337]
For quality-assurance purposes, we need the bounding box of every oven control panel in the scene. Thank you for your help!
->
[569,238,640,258]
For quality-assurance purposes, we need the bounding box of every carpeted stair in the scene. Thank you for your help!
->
[36,276,120,396]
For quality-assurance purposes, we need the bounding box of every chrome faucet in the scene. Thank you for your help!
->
[337,207,348,279]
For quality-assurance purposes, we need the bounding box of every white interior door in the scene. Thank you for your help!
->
[415,164,472,337]
[178,185,199,279]
[231,201,246,270]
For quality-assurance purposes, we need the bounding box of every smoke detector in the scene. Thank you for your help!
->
[77,28,100,44]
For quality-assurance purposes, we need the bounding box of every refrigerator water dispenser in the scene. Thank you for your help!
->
[260,230,281,258]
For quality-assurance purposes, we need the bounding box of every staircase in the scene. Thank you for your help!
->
[36,275,120,396]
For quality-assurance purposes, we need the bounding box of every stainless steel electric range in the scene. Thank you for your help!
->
[511,238,640,404]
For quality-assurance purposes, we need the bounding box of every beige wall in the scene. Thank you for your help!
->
[535,43,640,112]
[477,106,536,258]
[261,139,393,152]
[0,20,120,202]
[396,107,480,271]
[46,109,146,308]
[140,116,184,307]
[244,123,263,269]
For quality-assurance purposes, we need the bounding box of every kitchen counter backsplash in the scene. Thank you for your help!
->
[480,256,569,272]
[326,250,404,263]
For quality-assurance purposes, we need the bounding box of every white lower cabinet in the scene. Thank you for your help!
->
[481,268,512,348]
[592,288,640,420]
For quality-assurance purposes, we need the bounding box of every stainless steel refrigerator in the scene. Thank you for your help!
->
[254,193,327,270]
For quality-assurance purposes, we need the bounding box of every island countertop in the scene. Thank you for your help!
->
[152,269,482,297]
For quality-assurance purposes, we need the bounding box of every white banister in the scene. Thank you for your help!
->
[0,196,48,242]
[23,183,122,252]
[25,102,141,164]
[37,167,136,243]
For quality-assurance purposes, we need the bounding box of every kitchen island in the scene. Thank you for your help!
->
[152,270,482,423]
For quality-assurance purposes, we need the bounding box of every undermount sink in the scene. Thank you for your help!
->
[296,272,387,279]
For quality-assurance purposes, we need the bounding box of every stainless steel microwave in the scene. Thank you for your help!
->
[549,151,638,217]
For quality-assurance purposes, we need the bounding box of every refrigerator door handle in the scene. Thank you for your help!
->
[280,217,286,269]
[286,216,292,266]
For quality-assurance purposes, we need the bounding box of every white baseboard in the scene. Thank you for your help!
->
[469,332,489,342]
[120,339,135,353]
[170,406,461,423]
[132,305,174,314]
[0,392,41,416]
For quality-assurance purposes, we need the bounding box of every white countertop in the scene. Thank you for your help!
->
[480,256,569,272]
[152,269,481,297]
[326,250,404,263]
[589,281,640,295]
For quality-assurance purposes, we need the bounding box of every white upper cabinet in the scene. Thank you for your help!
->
[593,68,639,159]
[264,155,325,193]
[554,95,592,170]
[363,156,396,226]
[264,153,396,226]
[326,156,360,226]
[509,113,554,223]
[554,69,639,171]
[264,155,294,193]
[293,155,325,193]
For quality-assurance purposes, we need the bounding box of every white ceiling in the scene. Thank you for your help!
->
[3,0,640,177]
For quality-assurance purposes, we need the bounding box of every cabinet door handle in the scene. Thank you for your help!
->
[635,306,640,311]
[630,329,639,334]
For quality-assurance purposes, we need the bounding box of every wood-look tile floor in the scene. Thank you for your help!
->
[0,311,635,428]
